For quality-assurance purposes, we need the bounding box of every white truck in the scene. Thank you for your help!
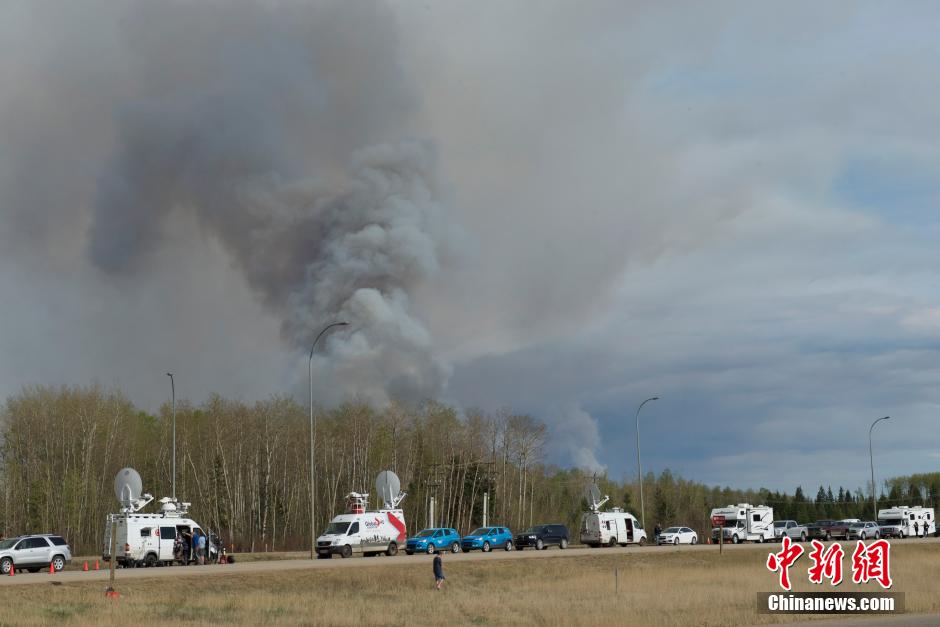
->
[578,487,647,547]
[710,503,774,544]
[316,471,408,559]
[878,506,935,539]
[103,497,218,567]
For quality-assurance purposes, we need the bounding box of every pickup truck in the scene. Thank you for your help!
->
[773,520,808,542]
[807,519,857,540]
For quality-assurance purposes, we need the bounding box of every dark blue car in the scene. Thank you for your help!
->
[461,526,514,552]
[405,528,461,555]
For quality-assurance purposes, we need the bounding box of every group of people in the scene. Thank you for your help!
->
[912,521,932,538]
[173,527,208,565]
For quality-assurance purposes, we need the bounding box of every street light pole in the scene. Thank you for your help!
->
[869,416,890,522]
[635,396,659,532]
[309,321,349,560]
[166,373,176,500]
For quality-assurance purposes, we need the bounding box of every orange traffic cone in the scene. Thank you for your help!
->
[49,563,55,574]
[83,561,89,571]
[94,560,100,570]
[8,564,13,577]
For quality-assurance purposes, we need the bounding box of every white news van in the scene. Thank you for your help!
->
[878,506,935,538]
[316,490,407,558]
[580,508,648,547]
[103,497,218,567]
[710,503,774,544]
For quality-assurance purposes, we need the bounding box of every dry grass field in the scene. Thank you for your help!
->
[1,543,937,626]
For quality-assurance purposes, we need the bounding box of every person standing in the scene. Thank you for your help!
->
[654,524,662,543]
[433,551,445,590]
[913,521,919,539]
[196,530,207,565]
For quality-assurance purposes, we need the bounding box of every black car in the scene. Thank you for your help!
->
[514,524,569,550]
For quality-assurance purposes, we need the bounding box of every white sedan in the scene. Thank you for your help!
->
[657,526,698,545]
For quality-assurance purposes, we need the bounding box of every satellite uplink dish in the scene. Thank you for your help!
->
[583,481,609,513]
[113,467,153,513]
[375,470,406,509]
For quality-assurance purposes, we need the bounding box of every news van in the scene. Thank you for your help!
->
[316,471,407,558]
[103,497,218,567]
[578,484,647,547]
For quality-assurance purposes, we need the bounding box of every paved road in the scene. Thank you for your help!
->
[0,540,770,587]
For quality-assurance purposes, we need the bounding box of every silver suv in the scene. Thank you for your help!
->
[0,534,72,574]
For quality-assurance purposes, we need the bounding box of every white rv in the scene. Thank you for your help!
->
[102,497,218,567]
[710,503,774,544]
[316,471,408,559]
[878,506,935,538]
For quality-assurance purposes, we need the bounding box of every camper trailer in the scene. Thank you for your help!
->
[578,484,647,547]
[316,471,407,558]
[878,506,935,538]
[710,503,774,544]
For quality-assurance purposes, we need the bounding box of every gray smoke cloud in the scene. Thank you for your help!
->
[75,2,452,403]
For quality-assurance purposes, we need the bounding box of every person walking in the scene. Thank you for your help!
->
[433,551,445,590]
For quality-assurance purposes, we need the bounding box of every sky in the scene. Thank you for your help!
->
[2,1,940,493]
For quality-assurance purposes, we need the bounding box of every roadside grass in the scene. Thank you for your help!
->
[3,543,937,625]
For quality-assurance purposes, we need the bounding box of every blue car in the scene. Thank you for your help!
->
[405,528,461,555]
[461,526,514,553]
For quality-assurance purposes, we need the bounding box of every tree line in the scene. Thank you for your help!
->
[1,385,936,554]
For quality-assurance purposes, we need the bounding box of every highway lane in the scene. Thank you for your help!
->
[4,538,907,587]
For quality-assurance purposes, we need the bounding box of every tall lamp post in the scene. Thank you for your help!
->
[309,321,349,560]
[166,373,176,499]
[869,416,890,522]
[635,396,659,532]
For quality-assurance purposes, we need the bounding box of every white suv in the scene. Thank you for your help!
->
[0,534,72,574]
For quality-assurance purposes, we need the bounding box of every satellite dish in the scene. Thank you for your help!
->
[375,470,402,508]
[114,468,142,505]
[583,481,609,512]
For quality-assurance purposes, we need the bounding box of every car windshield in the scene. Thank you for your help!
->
[415,529,435,538]
[663,527,681,533]
[880,519,901,526]
[721,520,739,528]
[849,523,864,529]
[324,522,350,535]
[0,538,17,550]
[523,527,543,534]
[773,522,786,528]
[813,521,835,526]
[469,528,486,536]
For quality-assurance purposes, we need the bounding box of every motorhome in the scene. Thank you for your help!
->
[878,506,935,538]
[316,471,407,559]
[710,503,774,544]
[102,497,218,567]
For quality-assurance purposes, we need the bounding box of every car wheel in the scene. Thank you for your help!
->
[825,532,831,541]
[860,532,867,540]
[536,539,544,550]
[800,533,806,543]
[505,541,513,551]
[426,544,435,554]
[638,536,647,546]
[144,554,157,568]
[340,545,352,559]
[52,555,66,572]
[386,543,398,557]
[0,558,11,575]
[674,537,679,546]
[875,532,880,540]
[732,535,740,544]
[560,538,568,549]
[691,536,698,545]
[482,541,491,553]
[451,542,460,554]
[608,537,617,548]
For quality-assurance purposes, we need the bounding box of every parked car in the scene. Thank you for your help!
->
[405,528,461,555]
[846,521,881,540]
[806,520,838,540]
[773,520,808,542]
[657,526,698,545]
[0,534,72,574]
[461,527,513,552]
[818,519,858,540]
[514,524,569,550]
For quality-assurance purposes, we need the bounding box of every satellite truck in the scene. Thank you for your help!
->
[709,503,774,544]
[579,482,648,547]
[316,470,408,558]
[878,505,936,538]
[102,468,219,567]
